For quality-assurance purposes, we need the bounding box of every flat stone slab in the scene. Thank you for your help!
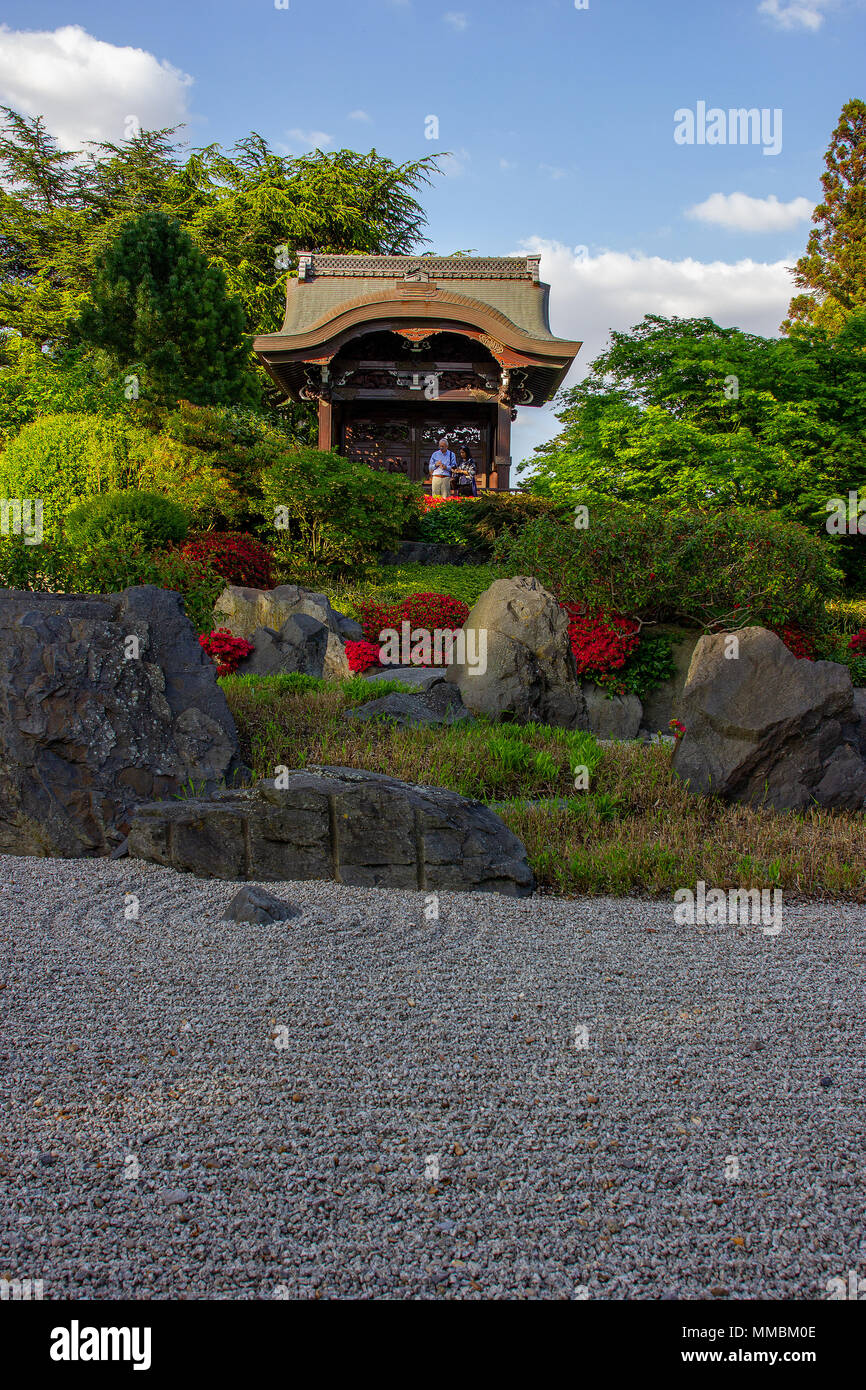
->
[346,682,471,727]
[128,766,534,896]
[363,666,450,689]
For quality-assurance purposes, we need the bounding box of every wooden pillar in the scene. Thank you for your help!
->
[317,397,334,451]
[493,402,512,491]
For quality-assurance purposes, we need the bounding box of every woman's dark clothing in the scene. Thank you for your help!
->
[455,456,478,497]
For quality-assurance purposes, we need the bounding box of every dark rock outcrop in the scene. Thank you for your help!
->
[345,678,471,727]
[129,766,534,896]
[0,586,247,856]
[672,627,866,810]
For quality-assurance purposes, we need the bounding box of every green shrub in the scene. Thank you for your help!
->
[496,501,843,635]
[612,632,677,699]
[65,490,189,550]
[258,447,420,573]
[0,531,220,632]
[415,492,562,550]
[0,412,149,541]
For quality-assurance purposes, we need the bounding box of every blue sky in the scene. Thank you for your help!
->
[1,0,863,457]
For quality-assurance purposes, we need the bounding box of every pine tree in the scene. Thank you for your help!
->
[74,211,253,408]
[784,98,866,335]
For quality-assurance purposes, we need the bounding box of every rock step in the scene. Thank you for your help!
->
[129,766,534,897]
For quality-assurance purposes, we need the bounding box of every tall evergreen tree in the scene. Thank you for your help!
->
[74,211,254,408]
[784,98,866,335]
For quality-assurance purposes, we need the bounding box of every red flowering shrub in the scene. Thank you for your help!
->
[561,602,640,681]
[356,592,470,643]
[774,626,815,660]
[849,627,866,656]
[421,495,463,511]
[199,628,255,677]
[345,640,382,674]
[181,531,275,589]
[669,718,686,743]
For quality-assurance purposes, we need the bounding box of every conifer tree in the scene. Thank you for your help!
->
[74,211,253,408]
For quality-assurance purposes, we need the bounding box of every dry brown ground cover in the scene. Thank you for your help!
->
[222,673,866,901]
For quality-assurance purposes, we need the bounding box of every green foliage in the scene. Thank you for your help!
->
[496,501,843,634]
[0,337,128,446]
[416,499,473,546]
[0,108,443,349]
[0,531,221,632]
[614,633,677,699]
[415,492,561,550]
[0,411,149,540]
[258,447,420,573]
[73,211,254,408]
[64,489,189,550]
[523,312,866,588]
[220,672,417,702]
[784,99,866,335]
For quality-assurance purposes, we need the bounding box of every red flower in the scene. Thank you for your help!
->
[345,640,382,674]
[181,532,275,589]
[560,602,640,682]
[199,628,255,677]
[848,627,866,656]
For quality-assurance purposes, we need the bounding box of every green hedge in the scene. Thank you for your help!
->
[495,501,843,634]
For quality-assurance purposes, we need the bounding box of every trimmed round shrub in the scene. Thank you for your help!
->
[65,490,189,550]
[258,447,420,573]
[0,412,149,541]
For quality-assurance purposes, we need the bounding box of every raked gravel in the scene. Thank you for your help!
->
[1,853,865,1301]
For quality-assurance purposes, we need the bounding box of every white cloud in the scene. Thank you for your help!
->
[539,163,568,180]
[757,0,833,30]
[509,239,795,466]
[348,109,372,122]
[499,157,517,171]
[0,23,193,151]
[686,191,813,231]
[444,11,469,29]
[279,128,333,154]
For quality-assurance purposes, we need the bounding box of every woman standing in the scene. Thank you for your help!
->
[454,446,478,497]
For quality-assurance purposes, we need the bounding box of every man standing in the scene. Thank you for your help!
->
[428,436,455,497]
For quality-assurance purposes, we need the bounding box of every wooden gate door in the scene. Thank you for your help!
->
[342,406,491,485]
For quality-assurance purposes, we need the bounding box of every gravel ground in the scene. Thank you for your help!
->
[1,853,865,1301]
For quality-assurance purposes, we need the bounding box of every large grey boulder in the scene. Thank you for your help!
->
[581,683,643,740]
[232,613,329,678]
[446,576,588,729]
[345,678,471,728]
[0,586,247,857]
[672,627,866,810]
[129,766,534,896]
[214,584,360,680]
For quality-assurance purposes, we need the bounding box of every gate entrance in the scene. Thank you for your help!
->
[341,405,492,488]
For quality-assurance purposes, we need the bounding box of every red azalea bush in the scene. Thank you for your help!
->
[849,628,866,656]
[774,625,816,660]
[199,628,255,677]
[345,639,382,674]
[562,602,640,681]
[356,592,470,643]
[181,531,275,589]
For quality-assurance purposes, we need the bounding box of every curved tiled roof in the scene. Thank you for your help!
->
[272,252,575,348]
